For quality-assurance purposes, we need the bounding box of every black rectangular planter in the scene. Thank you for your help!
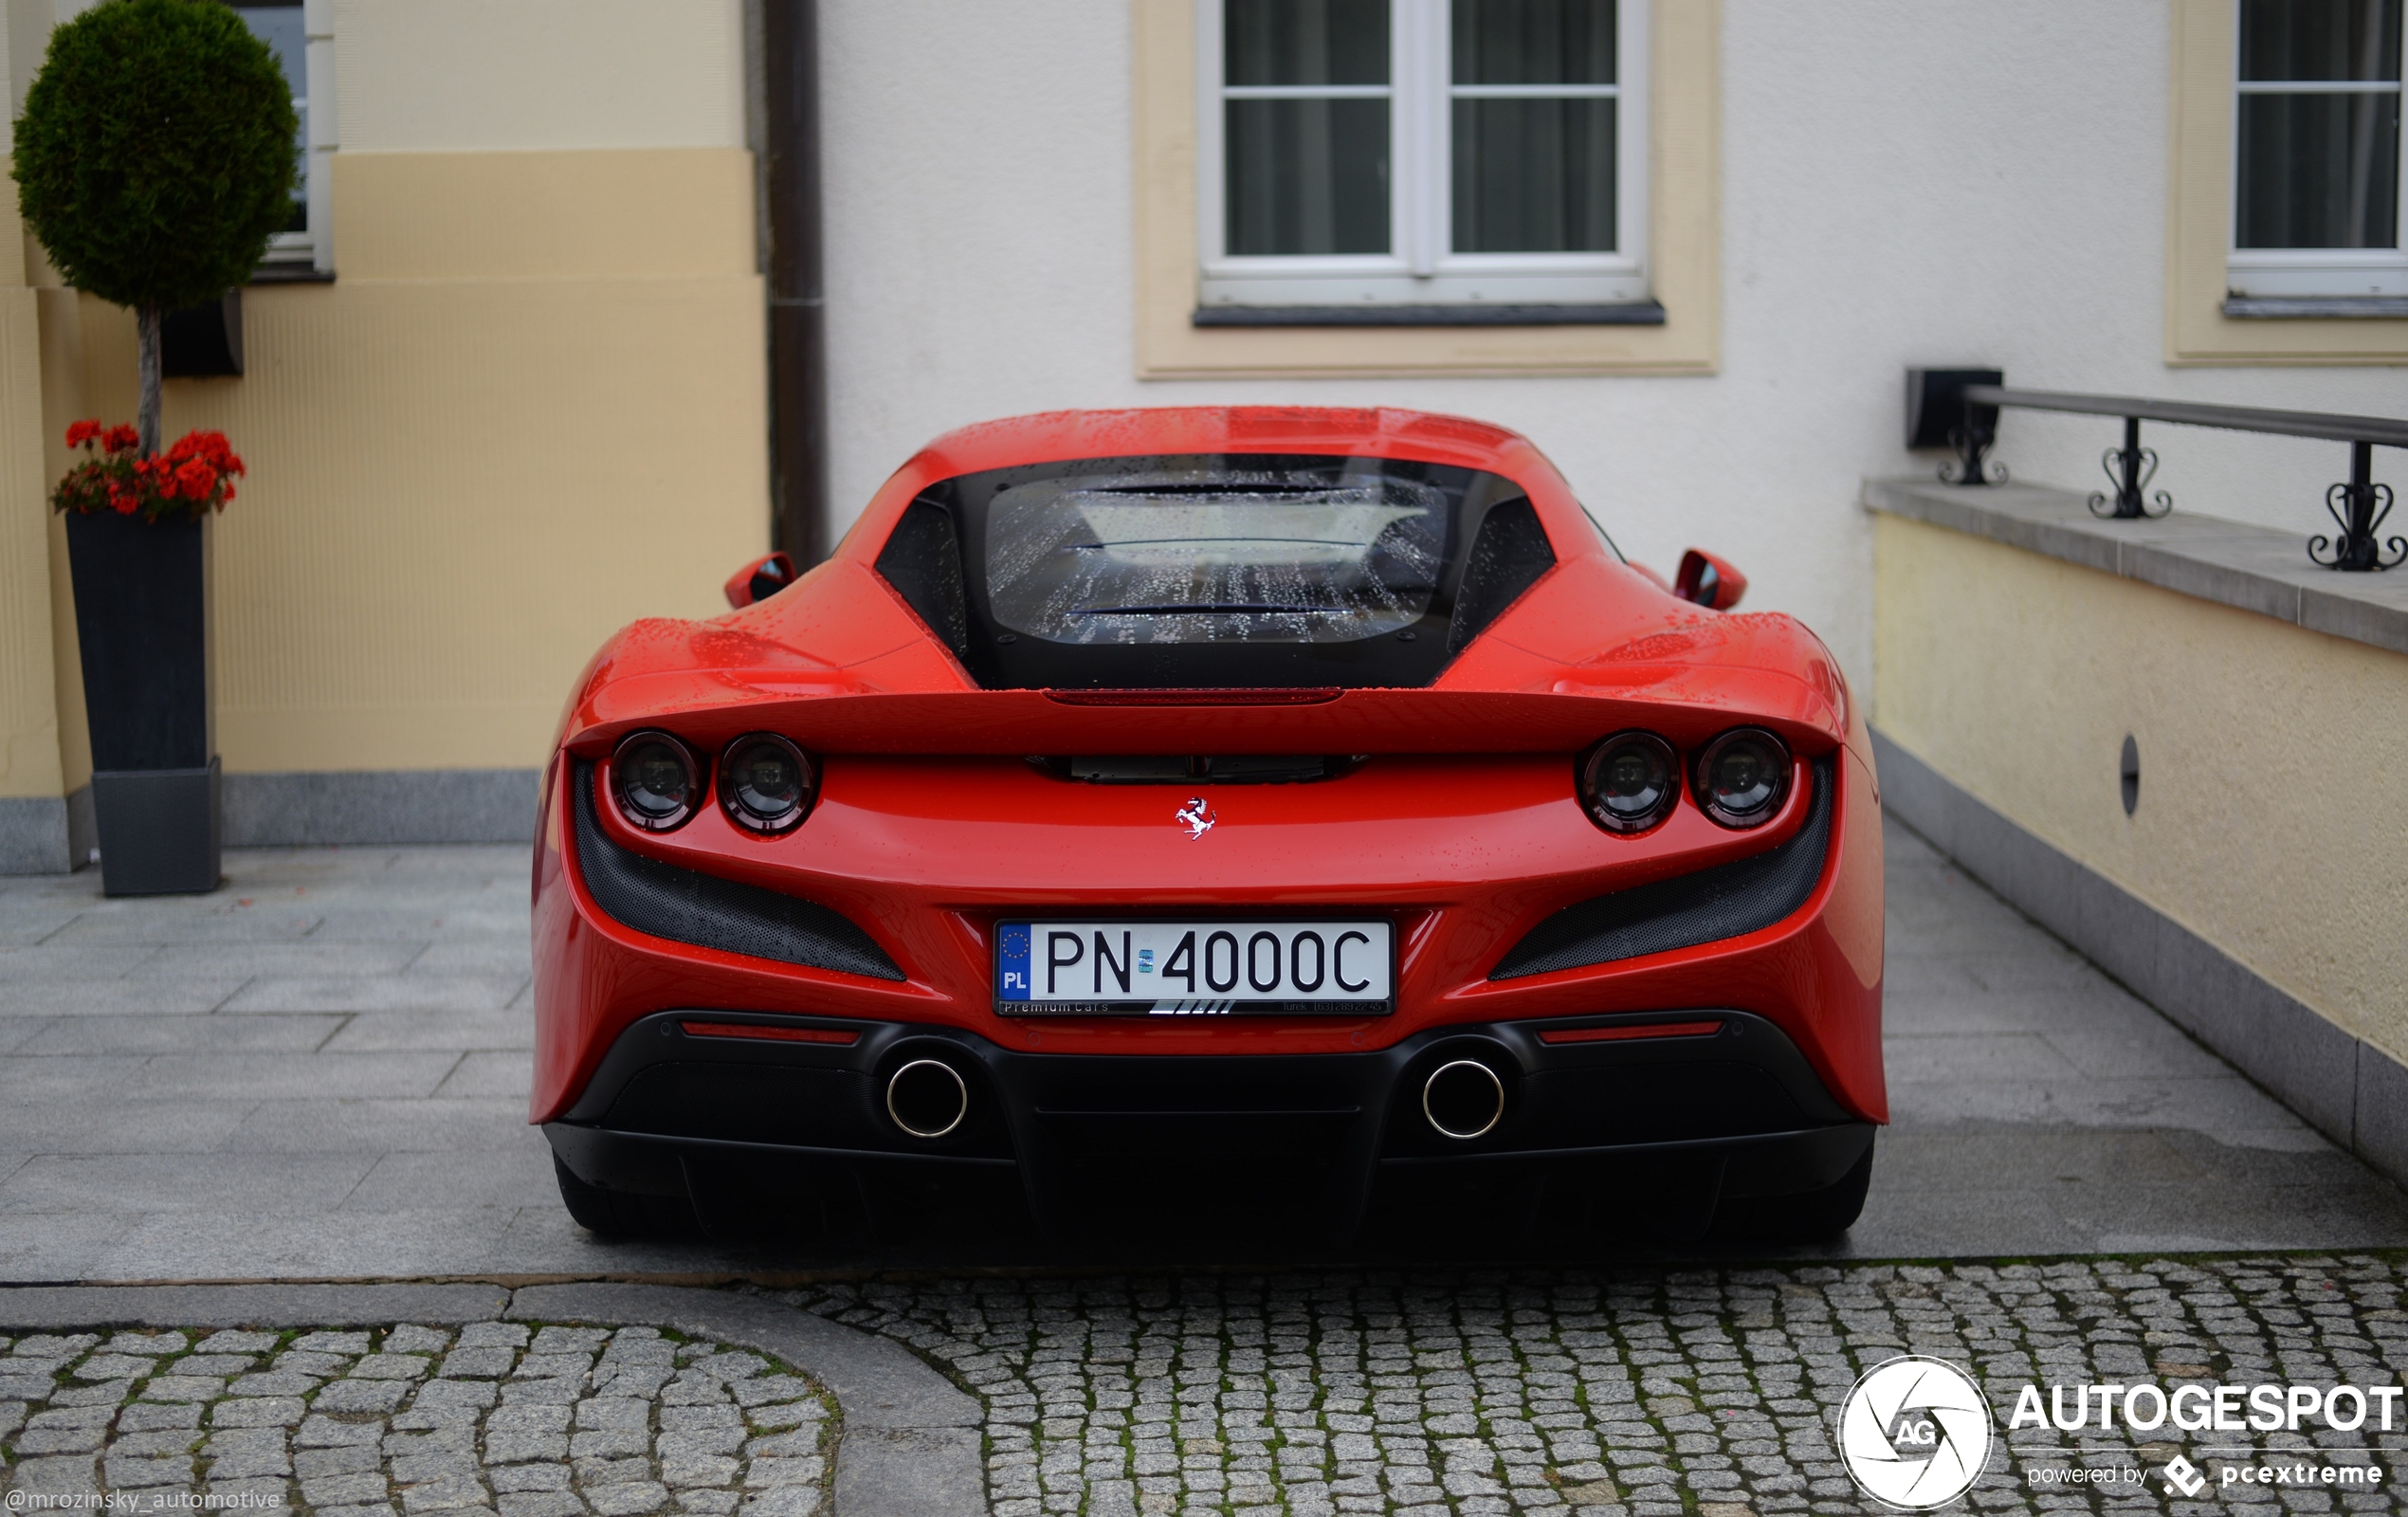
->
[63,509,220,895]
[91,761,223,895]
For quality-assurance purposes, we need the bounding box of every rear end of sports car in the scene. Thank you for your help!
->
[531,410,1885,1254]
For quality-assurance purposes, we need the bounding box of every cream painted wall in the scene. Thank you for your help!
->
[38,149,772,776]
[334,150,756,282]
[31,286,87,795]
[5,1,768,792]
[0,3,66,802]
[333,0,744,153]
[814,0,2408,694]
[1871,514,2408,1057]
[0,290,55,803]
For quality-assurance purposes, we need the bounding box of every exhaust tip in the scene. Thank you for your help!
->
[886,1058,969,1139]
[1423,1059,1505,1140]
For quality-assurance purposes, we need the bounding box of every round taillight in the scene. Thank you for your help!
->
[720,734,815,833]
[1695,728,1792,828]
[1577,731,1679,834]
[611,731,701,832]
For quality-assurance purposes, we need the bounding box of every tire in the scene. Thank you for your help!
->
[1713,1140,1874,1244]
[552,1154,700,1238]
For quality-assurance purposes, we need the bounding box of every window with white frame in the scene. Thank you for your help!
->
[1197,0,1648,314]
[2230,0,2407,298]
[233,0,334,275]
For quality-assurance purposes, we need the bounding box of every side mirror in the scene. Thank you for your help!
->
[1673,549,1746,611]
[723,551,798,609]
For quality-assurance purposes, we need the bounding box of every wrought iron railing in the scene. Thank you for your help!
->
[1906,369,2407,571]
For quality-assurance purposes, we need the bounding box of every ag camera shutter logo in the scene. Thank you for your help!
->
[1837,1356,1995,1509]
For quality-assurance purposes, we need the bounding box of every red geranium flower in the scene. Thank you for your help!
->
[173,460,217,500]
[50,422,247,521]
[164,430,245,477]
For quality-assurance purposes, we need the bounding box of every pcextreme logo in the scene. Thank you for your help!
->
[1836,1356,1995,1509]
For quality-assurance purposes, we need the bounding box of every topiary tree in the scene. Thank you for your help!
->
[12,0,298,457]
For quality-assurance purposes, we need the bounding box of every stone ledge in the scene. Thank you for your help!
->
[223,768,539,847]
[4,772,532,873]
[0,795,74,874]
[1863,476,2408,657]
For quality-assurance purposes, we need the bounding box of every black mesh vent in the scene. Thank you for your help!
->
[572,764,904,981]
[1528,1064,1807,1145]
[606,1063,866,1145]
[1490,760,1834,979]
[1446,497,1557,653]
[874,499,972,661]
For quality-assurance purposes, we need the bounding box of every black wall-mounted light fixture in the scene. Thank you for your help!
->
[1905,368,2004,485]
[160,291,244,378]
[159,290,244,377]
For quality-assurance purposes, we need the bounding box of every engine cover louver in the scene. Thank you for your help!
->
[1490,760,1834,980]
[571,763,904,981]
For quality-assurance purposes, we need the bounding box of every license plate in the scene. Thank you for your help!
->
[994,919,1395,1015]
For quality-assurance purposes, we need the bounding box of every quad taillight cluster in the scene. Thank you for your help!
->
[608,730,817,835]
[1576,727,1792,835]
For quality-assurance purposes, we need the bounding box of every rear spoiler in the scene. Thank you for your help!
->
[561,675,1845,760]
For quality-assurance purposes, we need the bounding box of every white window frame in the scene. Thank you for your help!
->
[1196,0,1648,310]
[2226,3,2407,298]
[243,0,337,276]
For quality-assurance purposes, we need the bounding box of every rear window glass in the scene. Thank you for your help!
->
[875,452,1554,690]
[985,466,1448,646]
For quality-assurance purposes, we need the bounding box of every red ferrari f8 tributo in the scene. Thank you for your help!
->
[531,407,1884,1251]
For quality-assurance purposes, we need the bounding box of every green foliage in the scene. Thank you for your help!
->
[12,0,300,314]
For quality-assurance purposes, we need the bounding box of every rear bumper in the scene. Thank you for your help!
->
[544,1007,1874,1246]
[532,742,1889,1129]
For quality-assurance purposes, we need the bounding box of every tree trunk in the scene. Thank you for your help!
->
[137,304,163,457]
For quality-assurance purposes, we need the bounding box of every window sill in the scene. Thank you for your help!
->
[1192,300,1666,328]
[2220,295,2408,320]
[248,265,336,286]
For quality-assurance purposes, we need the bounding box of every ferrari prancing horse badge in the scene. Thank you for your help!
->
[1176,795,1215,840]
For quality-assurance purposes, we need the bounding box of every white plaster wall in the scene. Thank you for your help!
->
[334,0,744,153]
[816,0,2407,689]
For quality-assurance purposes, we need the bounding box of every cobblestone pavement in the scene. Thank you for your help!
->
[3,818,2408,1275]
[8,1259,2408,1517]
[0,1323,832,1516]
[786,1256,2408,1517]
